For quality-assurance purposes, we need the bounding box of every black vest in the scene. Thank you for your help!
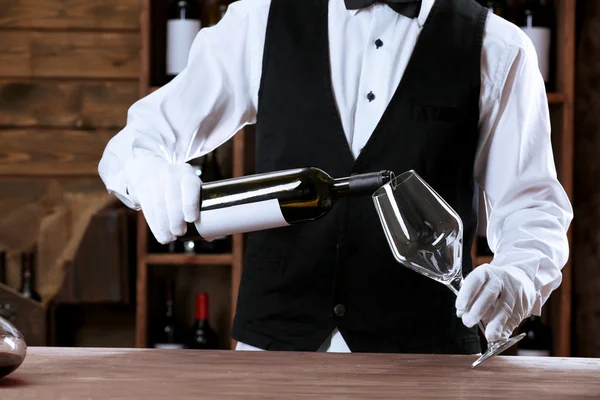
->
[233,0,488,354]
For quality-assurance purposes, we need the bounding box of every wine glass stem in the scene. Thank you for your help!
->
[447,276,498,347]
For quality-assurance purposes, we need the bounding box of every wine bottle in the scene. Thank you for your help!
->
[153,280,185,349]
[166,0,201,81]
[517,315,552,357]
[189,293,218,349]
[189,152,232,253]
[19,251,41,302]
[179,167,394,242]
[517,0,554,89]
[477,0,508,18]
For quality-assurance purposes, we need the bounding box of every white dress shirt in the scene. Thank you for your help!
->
[98,0,573,351]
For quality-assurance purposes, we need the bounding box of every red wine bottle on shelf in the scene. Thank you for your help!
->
[179,167,394,242]
[189,293,219,349]
[153,280,185,349]
[517,315,552,357]
[166,0,201,81]
[516,0,554,90]
[19,251,41,302]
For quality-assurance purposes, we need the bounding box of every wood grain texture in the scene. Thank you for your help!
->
[573,0,600,358]
[0,80,137,128]
[2,347,600,398]
[0,177,105,200]
[0,31,139,78]
[139,0,151,97]
[135,213,148,348]
[551,0,576,358]
[0,285,47,346]
[145,253,233,266]
[0,129,114,176]
[0,0,141,30]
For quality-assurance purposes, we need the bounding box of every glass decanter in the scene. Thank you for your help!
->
[0,315,27,379]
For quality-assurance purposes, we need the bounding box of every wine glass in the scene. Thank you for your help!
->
[0,315,27,379]
[372,169,525,368]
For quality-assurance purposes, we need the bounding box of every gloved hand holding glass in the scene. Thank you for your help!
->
[372,170,534,368]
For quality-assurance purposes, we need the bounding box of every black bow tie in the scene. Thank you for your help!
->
[345,0,422,18]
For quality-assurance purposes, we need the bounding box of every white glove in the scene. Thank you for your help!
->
[455,264,537,343]
[124,155,202,244]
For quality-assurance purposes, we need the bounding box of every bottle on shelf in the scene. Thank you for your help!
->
[153,280,186,349]
[477,0,509,19]
[516,0,554,90]
[19,250,41,302]
[517,315,552,357]
[189,293,219,349]
[166,0,201,82]
[178,167,394,242]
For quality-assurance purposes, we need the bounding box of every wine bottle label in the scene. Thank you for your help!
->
[520,27,551,82]
[166,19,201,75]
[517,349,551,357]
[195,199,289,241]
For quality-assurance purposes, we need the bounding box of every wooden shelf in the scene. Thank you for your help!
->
[136,0,246,350]
[145,253,233,266]
[547,92,566,104]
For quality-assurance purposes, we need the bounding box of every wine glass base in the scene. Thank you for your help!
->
[471,332,526,369]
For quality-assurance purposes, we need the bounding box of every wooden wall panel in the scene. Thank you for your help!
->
[0,0,141,30]
[0,129,114,176]
[0,31,140,78]
[573,0,600,358]
[0,177,106,203]
[0,81,138,128]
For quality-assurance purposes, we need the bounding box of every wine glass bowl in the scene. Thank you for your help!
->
[372,169,525,368]
[0,316,27,379]
[373,170,464,290]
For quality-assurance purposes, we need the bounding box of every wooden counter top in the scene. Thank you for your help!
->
[1,347,599,399]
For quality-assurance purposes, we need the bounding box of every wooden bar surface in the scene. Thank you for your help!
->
[1,347,599,399]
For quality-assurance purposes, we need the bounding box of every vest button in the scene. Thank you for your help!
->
[334,304,346,317]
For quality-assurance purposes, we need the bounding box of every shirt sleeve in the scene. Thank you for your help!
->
[475,26,574,316]
[97,0,270,210]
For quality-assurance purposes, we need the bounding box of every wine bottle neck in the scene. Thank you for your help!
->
[20,252,35,287]
[332,170,394,199]
[195,293,209,320]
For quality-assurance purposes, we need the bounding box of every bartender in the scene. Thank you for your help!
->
[98,0,572,354]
